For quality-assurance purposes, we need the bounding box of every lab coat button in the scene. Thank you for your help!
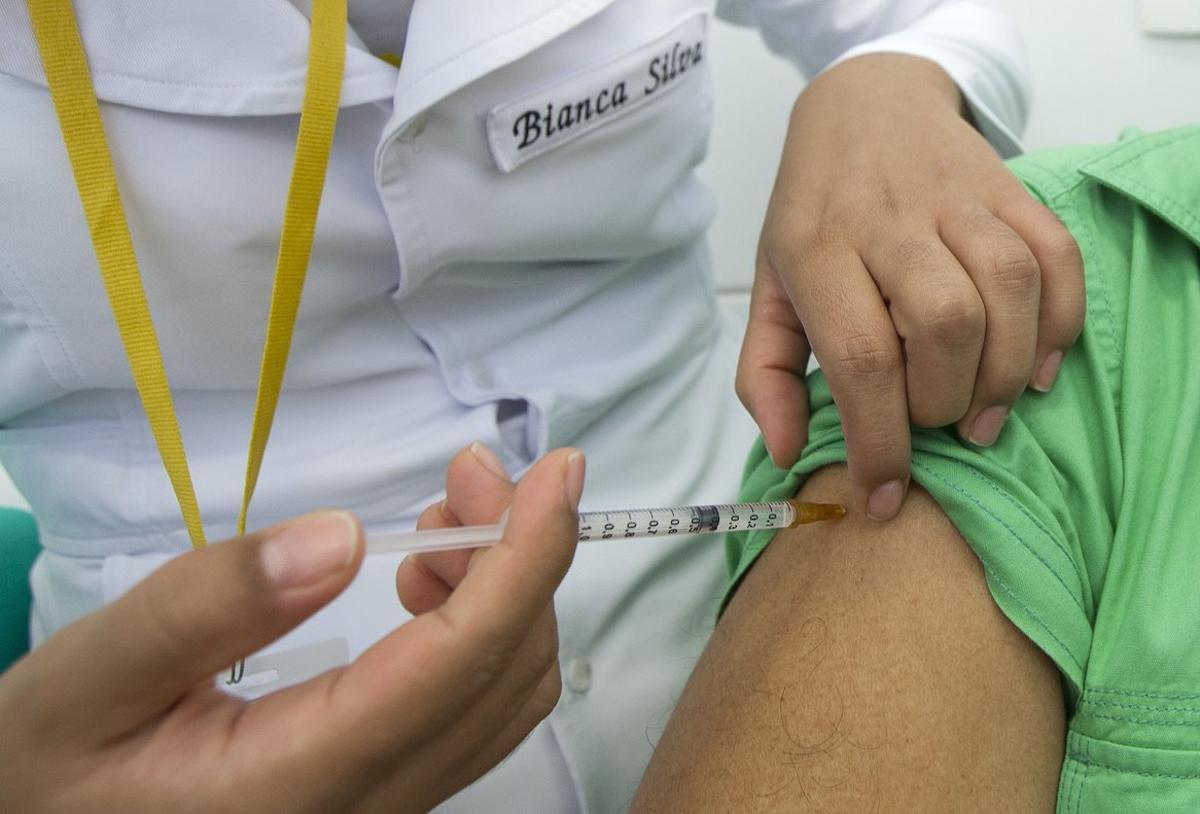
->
[565,657,592,693]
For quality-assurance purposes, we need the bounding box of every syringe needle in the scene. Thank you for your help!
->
[786,500,847,526]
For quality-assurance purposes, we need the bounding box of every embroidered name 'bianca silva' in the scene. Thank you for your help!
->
[486,14,708,172]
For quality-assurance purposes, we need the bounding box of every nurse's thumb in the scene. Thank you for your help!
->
[56,511,363,740]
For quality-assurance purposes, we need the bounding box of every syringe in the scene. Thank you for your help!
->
[366,499,846,557]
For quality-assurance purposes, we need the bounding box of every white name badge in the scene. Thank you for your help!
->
[486,13,708,173]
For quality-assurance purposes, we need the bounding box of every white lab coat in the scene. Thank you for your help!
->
[0,1,1027,811]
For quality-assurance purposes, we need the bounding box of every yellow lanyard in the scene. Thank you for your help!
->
[27,0,347,547]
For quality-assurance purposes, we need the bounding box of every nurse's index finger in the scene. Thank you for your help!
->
[443,442,516,526]
[437,448,583,649]
[324,450,581,745]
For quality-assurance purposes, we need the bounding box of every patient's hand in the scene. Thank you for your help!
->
[737,53,1084,521]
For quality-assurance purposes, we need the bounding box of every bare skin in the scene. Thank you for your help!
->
[739,53,1085,521]
[633,465,1065,813]
[0,446,584,814]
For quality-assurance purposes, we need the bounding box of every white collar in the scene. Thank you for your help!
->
[0,0,395,115]
[0,0,616,118]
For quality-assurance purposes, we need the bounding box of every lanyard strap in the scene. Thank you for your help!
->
[28,0,347,546]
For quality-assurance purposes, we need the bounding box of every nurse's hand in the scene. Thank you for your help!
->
[738,53,1084,521]
[0,446,584,814]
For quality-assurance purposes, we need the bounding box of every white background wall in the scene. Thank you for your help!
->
[1004,0,1200,149]
[700,0,1200,293]
[3,0,1199,509]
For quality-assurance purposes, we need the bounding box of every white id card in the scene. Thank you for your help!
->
[218,637,350,701]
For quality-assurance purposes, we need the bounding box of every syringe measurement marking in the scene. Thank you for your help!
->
[574,502,795,542]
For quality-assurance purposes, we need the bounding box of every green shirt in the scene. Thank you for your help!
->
[729,125,1200,811]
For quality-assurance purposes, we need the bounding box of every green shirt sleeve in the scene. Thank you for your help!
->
[726,125,1200,805]
[726,148,1133,702]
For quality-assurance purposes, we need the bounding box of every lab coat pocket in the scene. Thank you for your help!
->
[0,251,84,416]
[383,2,717,288]
[485,13,710,173]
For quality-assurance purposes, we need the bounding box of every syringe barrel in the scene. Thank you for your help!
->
[575,501,796,542]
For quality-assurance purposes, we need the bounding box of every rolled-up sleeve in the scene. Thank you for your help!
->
[716,0,1029,156]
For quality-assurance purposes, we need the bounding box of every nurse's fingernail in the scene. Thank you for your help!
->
[470,442,510,481]
[867,480,905,522]
[1031,350,1064,393]
[969,406,1009,447]
[261,511,359,589]
[564,450,586,511]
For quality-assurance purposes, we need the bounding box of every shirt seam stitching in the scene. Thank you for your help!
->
[86,68,391,93]
[0,252,78,393]
[914,459,1090,619]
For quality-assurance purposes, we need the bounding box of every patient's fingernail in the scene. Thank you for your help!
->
[969,406,1009,447]
[1031,351,1063,392]
[564,450,586,511]
[470,442,510,481]
[867,480,905,522]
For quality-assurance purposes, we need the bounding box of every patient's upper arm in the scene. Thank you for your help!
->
[632,464,1064,813]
